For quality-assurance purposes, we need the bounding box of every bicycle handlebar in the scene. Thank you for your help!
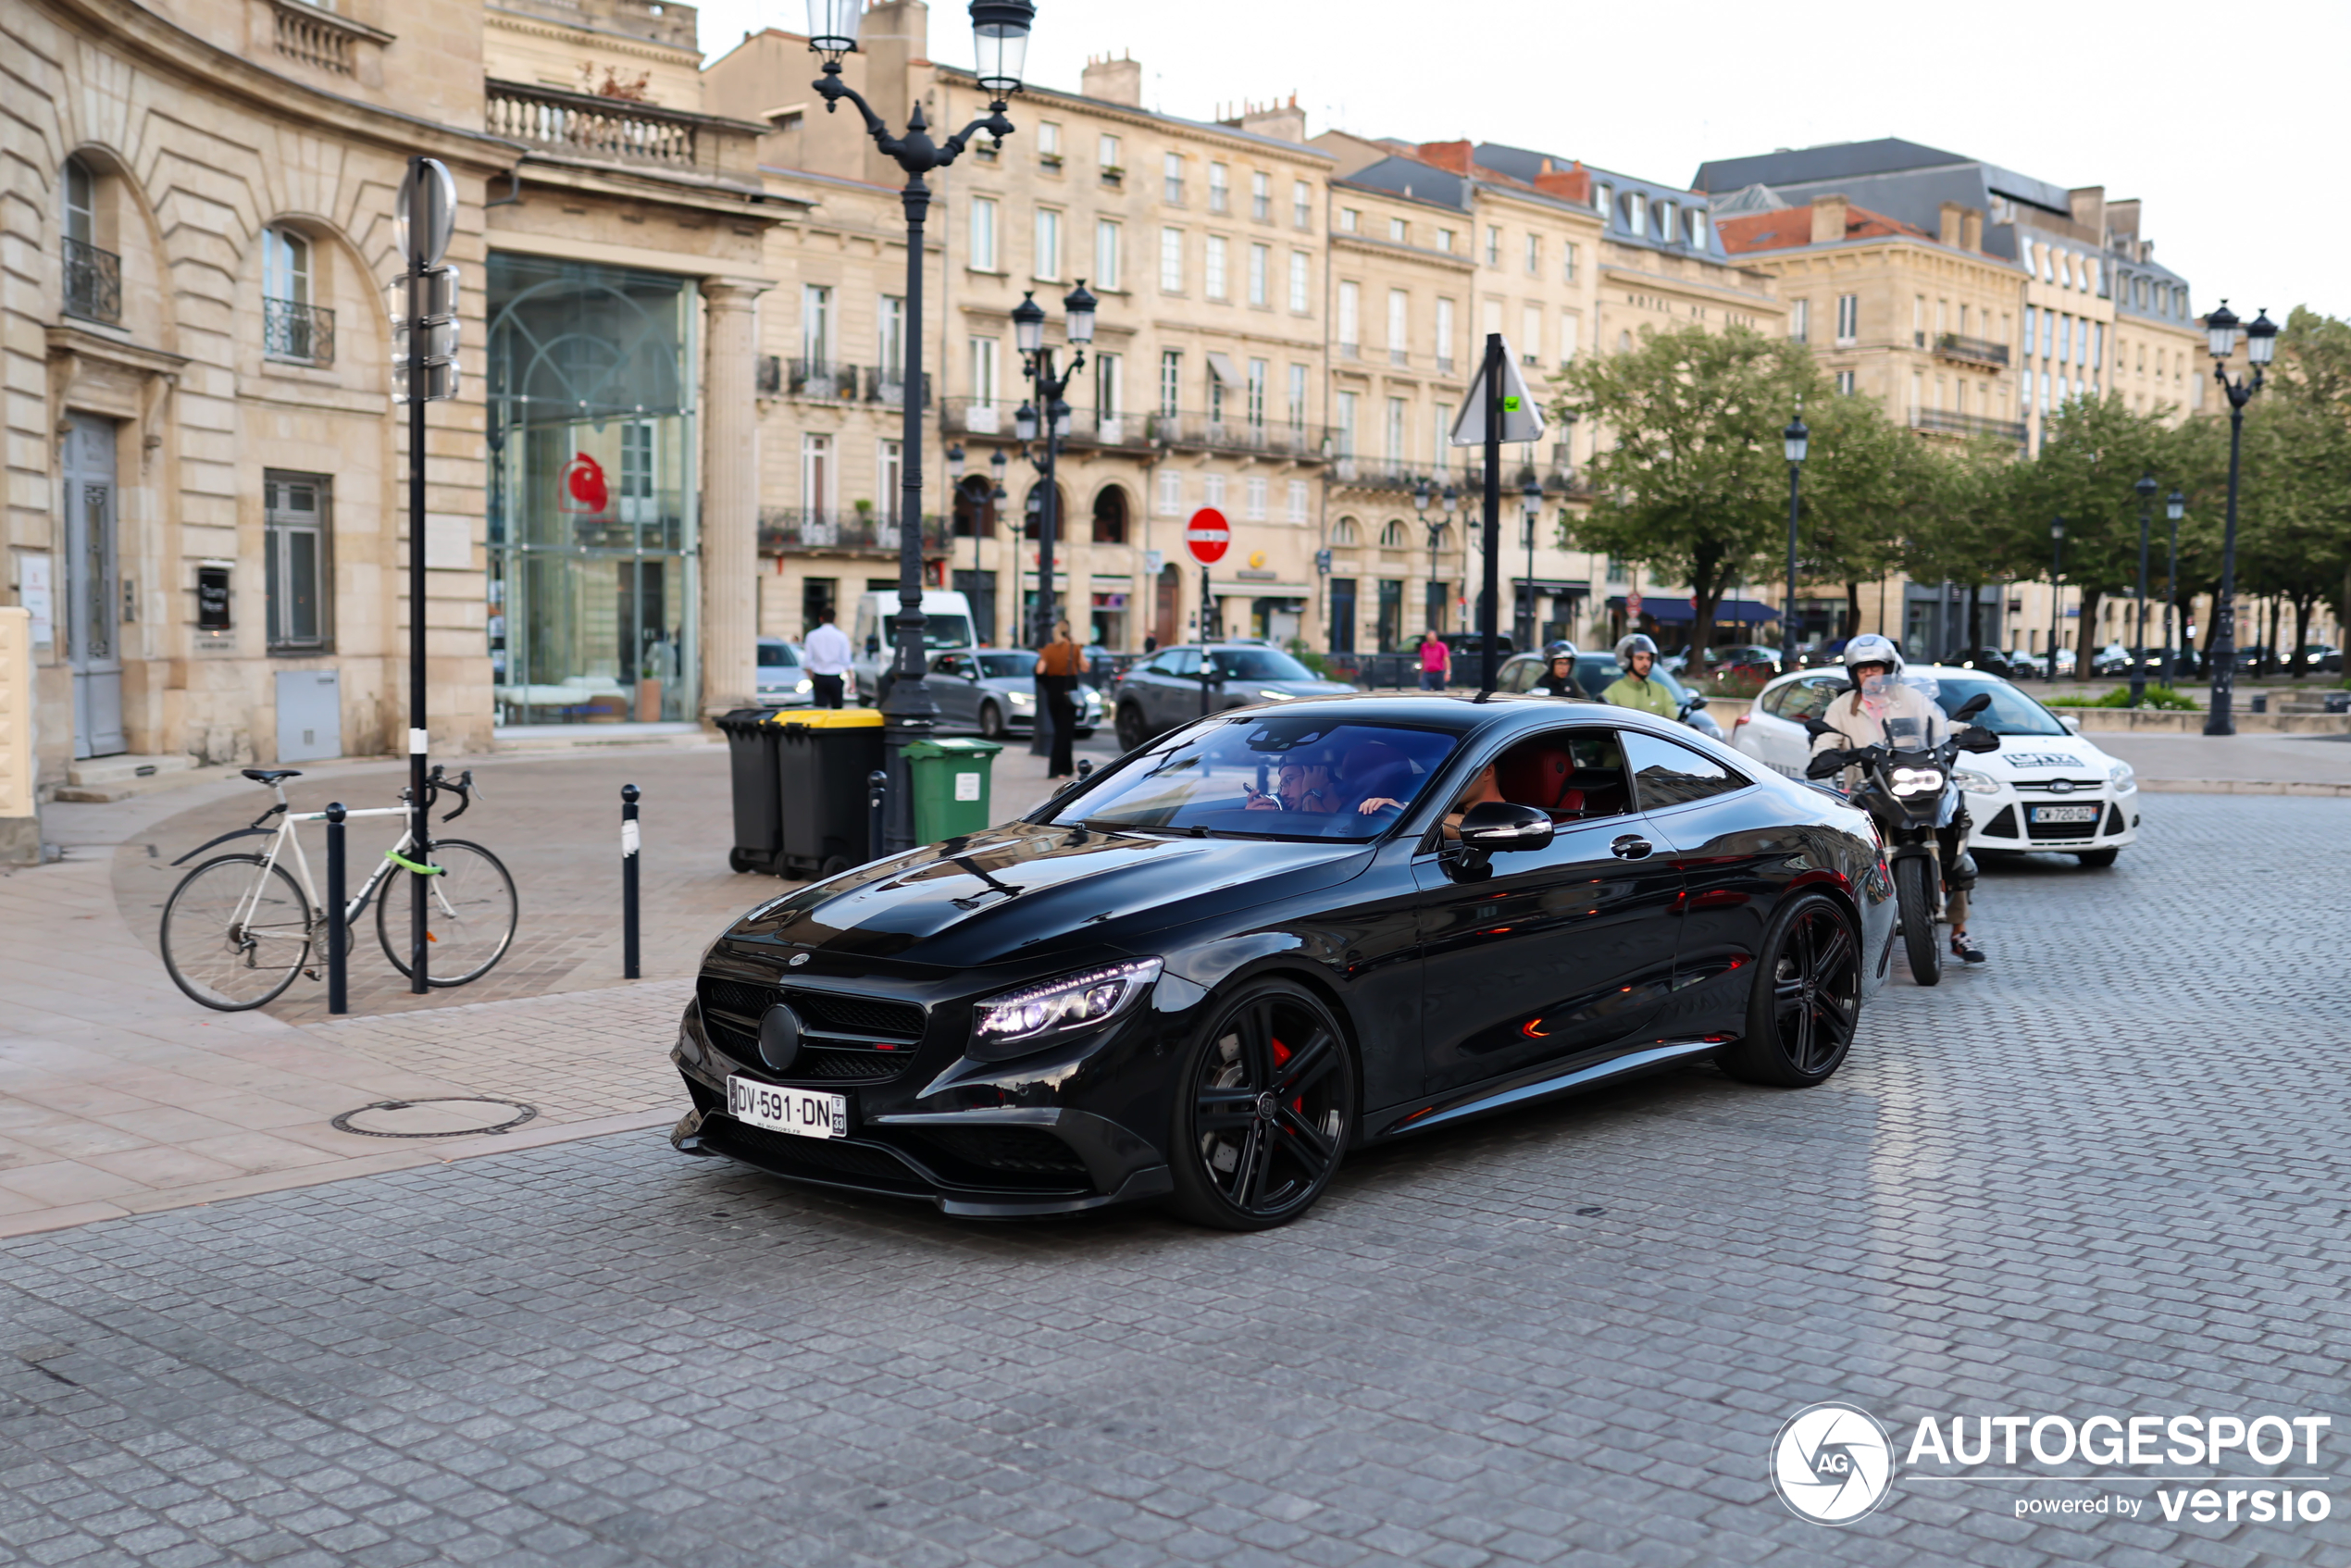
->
[420,765,480,822]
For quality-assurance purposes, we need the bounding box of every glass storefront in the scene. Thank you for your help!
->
[486,254,697,724]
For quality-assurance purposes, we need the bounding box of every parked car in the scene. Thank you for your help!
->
[672,692,1895,1226]
[925,648,1101,740]
[1491,653,1723,740]
[1112,643,1356,749]
[1951,648,2017,678]
[1436,631,1517,678]
[2002,648,2048,678]
[1731,664,2140,867]
[1660,643,1783,678]
[2290,644,2340,674]
[755,638,813,707]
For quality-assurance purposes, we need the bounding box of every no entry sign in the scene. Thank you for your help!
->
[1186,508,1230,565]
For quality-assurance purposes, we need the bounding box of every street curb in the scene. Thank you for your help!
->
[2135,778,2351,797]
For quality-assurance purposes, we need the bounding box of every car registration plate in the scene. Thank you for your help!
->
[727,1076,847,1139]
[2030,804,2100,824]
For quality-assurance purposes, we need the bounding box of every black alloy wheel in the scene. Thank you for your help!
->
[1892,854,1942,986]
[1115,702,1151,753]
[1719,893,1862,1087]
[1169,979,1356,1230]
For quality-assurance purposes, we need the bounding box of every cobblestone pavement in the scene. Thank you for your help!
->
[4,795,2348,1566]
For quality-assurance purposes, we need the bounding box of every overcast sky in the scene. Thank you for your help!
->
[701,0,2348,324]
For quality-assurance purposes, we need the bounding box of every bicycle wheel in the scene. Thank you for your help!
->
[160,853,313,1011]
[377,839,518,987]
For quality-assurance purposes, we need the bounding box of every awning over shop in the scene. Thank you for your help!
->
[1512,579,1590,595]
[1605,595,1780,625]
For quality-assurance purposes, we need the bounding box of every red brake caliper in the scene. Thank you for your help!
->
[1270,1038,1303,1119]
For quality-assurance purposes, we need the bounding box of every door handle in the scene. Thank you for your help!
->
[1611,835,1653,860]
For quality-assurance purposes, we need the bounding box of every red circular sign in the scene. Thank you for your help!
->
[1186,507,1230,565]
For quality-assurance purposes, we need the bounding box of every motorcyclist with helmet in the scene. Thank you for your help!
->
[1528,640,1583,698]
[1808,633,1986,964]
[1599,633,1678,719]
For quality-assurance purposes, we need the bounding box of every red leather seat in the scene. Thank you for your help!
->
[1497,746,1584,815]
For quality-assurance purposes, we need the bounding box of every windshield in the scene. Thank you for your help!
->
[1208,647,1316,681]
[756,642,801,667]
[977,651,1037,678]
[1932,676,2068,737]
[883,613,975,652]
[1053,716,1461,841]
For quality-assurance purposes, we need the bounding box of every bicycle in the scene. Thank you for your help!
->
[159,765,518,1011]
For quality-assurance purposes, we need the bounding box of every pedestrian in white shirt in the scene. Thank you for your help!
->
[802,608,852,709]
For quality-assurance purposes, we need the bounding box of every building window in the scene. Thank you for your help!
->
[802,433,834,516]
[262,227,329,364]
[1037,120,1062,160]
[1288,250,1311,313]
[1384,395,1407,459]
[1098,132,1121,172]
[877,294,905,380]
[1524,233,1540,275]
[1435,296,1456,373]
[1788,298,1810,342]
[1431,404,1451,467]
[1248,243,1269,306]
[1245,476,1268,520]
[1339,207,1360,233]
[1521,305,1541,364]
[1387,289,1409,366]
[1251,170,1271,222]
[1287,479,1309,523]
[970,195,999,270]
[1156,468,1182,516]
[264,472,330,651]
[1558,311,1577,365]
[1684,209,1708,250]
[1204,235,1228,299]
[1389,217,1408,243]
[1209,162,1230,213]
[1095,352,1122,418]
[1835,293,1859,344]
[1331,516,1361,547]
[1484,225,1500,266]
[1593,184,1612,225]
[1034,207,1063,280]
[1203,474,1226,510]
[802,284,833,367]
[1160,227,1184,292]
[1562,241,1578,281]
[1163,152,1185,204]
[1334,391,1358,457]
[1337,280,1361,355]
[1606,557,1629,584]
[1294,180,1312,230]
[1379,519,1408,549]
[969,335,1000,402]
[1287,363,1309,430]
[2024,305,2038,358]
[1622,192,1646,233]
[1835,369,1856,395]
[1159,351,1183,417]
[1095,218,1122,291]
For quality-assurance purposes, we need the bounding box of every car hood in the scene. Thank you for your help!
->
[721,819,1370,969]
[1969,738,2115,777]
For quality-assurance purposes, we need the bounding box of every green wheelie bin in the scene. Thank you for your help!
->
[902,736,1002,844]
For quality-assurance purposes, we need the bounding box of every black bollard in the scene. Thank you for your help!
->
[621,782,641,979]
[325,802,348,1014]
[866,769,888,863]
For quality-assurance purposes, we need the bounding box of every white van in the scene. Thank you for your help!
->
[849,589,979,701]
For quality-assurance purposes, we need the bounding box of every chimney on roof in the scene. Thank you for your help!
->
[1938,202,1965,247]
[1533,161,1591,205]
[2068,185,2105,235]
[1810,193,1849,245]
[1416,140,1475,176]
[1081,51,1141,106]
[1236,94,1306,144]
[1961,206,1983,252]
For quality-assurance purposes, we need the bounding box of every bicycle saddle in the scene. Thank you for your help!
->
[241,767,302,784]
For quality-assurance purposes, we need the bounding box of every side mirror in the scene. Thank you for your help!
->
[2059,715,2082,735]
[1959,726,2001,753]
[1953,691,1993,721]
[1457,801,1554,852]
[1802,716,1837,740]
[1683,693,1710,712]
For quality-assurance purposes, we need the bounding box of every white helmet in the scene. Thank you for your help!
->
[1840,634,1903,677]
[1614,633,1659,672]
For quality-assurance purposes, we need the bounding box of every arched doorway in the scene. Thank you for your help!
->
[1090,485,1129,543]
[950,475,999,644]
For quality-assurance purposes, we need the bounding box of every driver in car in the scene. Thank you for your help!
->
[1243,760,1339,814]
[1809,633,1986,965]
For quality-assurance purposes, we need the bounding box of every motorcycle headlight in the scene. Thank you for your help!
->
[2108,761,2136,791]
[1888,766,1945,797]
[972,959,1162,1057]
[1010,691,1035,708]
[1951,768,2001,795]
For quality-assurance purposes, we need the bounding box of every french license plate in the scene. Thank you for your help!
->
[727,1076,847,1140]
[2030,804,2100,824]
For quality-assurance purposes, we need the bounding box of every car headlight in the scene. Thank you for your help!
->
[972,959,1163,1058]
[1951,768,2001,795]
[1010,691,1035,707]
[1888,766,1945,797]
[794,678,812,693]
[1258,688,1294,702]
[2108,761,2136,791]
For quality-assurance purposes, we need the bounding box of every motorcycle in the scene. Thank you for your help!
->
[1803,691,1998,986]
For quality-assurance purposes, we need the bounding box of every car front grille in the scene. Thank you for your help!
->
[907,1126,1091,1179]
[2025,815,2100,841]
[704,1121,930,1192]
[696,977,928,1085]
[2013,779,2106,795]
[1981,805,2021,839]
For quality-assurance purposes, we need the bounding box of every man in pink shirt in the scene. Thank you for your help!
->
[1417,629,1450,691]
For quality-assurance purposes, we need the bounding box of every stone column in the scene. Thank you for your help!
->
[700,279,765,715]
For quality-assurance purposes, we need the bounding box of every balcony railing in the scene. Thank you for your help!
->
[486,78,702,167]
[263,297,336,365]
[757,508,948,554]
[1909,408,2027,444]
[784,357,860,399]
[863,367,931,407]
[756,355,781,395]
[1151,412,1329,459]
[1934,332,2011,367]
[63,238,120,325]
[270,0,389,75]
[939,399,1151,448]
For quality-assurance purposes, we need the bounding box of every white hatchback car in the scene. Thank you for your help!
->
[1731,664,2141,865]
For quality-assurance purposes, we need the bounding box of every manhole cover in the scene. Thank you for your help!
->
[330,1097,538,1139]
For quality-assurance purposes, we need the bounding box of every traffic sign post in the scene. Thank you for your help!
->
[1449,336,1547,694]
[1187,510,1227,716]
[395,156,457,993]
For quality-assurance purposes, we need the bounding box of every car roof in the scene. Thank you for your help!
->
[1188,688,1714,743]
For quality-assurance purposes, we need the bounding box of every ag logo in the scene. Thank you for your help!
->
[1770,1401,1894,1524]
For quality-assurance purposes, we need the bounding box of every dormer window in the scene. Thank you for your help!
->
[1621,191,1646,234]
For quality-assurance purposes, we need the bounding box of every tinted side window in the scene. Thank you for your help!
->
[1621,730,1749,809]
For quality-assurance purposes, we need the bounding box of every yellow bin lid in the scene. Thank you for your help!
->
[773,707,884,729]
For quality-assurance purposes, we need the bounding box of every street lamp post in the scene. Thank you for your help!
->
[1518,475,1543,652]
[805,0,1035,853]
[1782,413,1809,674]
[2048,519,2065,683]
[2131,471,2158,705]
[1010,282,1096,649]
[2201,301,2278,736]
[2162,487,2184,684]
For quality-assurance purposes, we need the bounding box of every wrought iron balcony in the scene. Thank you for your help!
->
[1150,411,1328,459]
[784,357,860,399]
[63,238,120,325]
[756,355,782,395]
[1909,408,2027,444]
[1934,332,2010,367]
[263,297,336,365]
[862,367,931,407]
[757,508,949,555]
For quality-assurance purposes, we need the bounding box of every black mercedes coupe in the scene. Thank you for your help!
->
[670,693,1896,1229]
